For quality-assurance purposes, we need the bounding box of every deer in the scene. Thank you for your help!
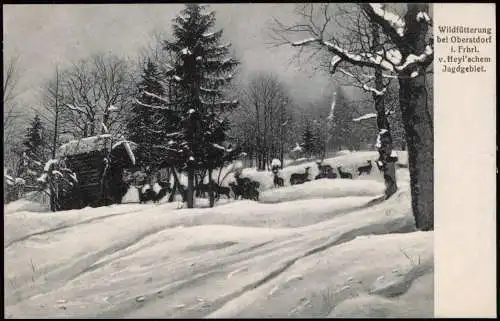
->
[273,173,284,187]
[208,180,231,200]
[290,167,311,185]
[137,181,172,204]
[337,167,353,179]
[316,159,333,175]
[137,185,155,204]
[357,160,373,176]
[229,182,243,200]
[196,182,210,198]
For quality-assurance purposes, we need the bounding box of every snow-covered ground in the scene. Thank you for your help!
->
[4,151,433,318]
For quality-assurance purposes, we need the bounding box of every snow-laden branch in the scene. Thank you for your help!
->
[204,74,233,81]
[292,37,432,74]
[101,123,109,134]
[353,113,377,122]
[292,37,319,46]
[396,45,433,71]
[66,104,88,115]
[416,11,431,24]
[143,91,170,104]
[362,84,387,96]
[361,3,405,45]
[368,3,405,37]
[134,98,173,111]
[330,55,342,71]
[181,48,192,55]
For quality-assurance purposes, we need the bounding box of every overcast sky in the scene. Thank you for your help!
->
[4,4,338,112]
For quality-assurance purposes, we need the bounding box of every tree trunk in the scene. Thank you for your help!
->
[168,167,180,202]
[399,75,433,231]
[52,68,60,159]
[372,23,398,199]
[398,3,434,231]
[208,168,215,208]
[187,166,195,208]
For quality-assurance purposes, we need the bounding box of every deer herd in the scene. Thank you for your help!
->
[134,158,376,204]
[273,159,375,188]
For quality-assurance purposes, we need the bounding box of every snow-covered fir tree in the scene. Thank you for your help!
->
[136,4,240,208]
[127,58,178,170]
[21,115,48,186]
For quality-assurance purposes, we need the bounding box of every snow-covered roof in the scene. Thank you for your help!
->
[58,134,113,157]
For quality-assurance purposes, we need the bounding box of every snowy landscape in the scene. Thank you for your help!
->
[4,3,434,319]
[5,151,434,318]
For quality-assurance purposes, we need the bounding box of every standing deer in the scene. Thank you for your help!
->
[273,173,284,187]
[357,160,373,176]
[337,167,353,179]
[290,167,311,185]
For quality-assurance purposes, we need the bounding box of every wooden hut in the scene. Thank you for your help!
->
[54,134,136,210]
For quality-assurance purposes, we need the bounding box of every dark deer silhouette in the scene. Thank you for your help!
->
[137,183,170,204]
[357,160,373,176]
[209,180,231,200]
[290,167,311,185]
[229,182,243,200]
[337,167,353,179]
[316,160,333,175]
[273,173,284,187]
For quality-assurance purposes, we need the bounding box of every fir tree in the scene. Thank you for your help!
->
[21,115,47,186]
[128,58,178,170]
[137,4,239,208]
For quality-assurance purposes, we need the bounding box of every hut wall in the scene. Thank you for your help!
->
[64,149,107,208]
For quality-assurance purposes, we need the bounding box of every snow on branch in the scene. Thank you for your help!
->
[353,113,377,122]
[396,45,433,71]
[292,38,320,46]
[362,84,387,96]
[416,11,431,23]
[66,104,88,115]
[204,74,233,82]
[369,4,405,37]
[362,3,405,42]
[143,91,170,104]
[330,55,342,72]
[181,48,192,55]
[102,123,109,134]
[134,98,173,111]
[323,40,395,72]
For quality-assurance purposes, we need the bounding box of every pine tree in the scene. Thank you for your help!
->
[127,59,178,170]
[21,115,47,186]
[137,4,239,208]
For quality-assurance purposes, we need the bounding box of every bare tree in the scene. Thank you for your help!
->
[271,3,434,231]
[57,53,134,139]
[3,55,23,145]
[236,72,292,170]
[37,66,66,159]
